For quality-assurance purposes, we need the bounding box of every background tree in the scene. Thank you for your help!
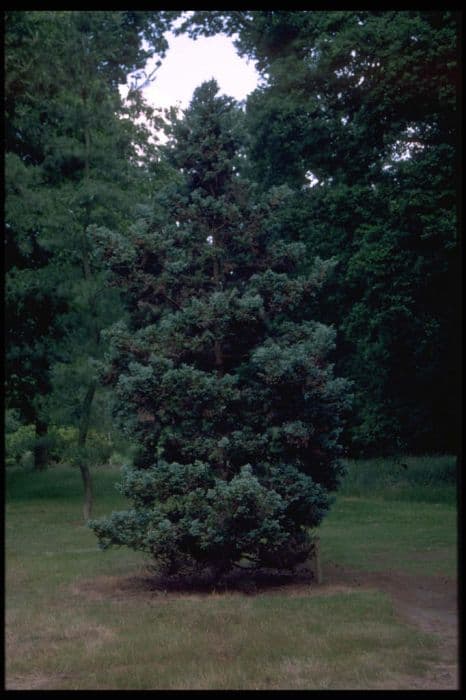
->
[5,11,71,470]
[89,81,352,579]
[171,10,460,457]
[5,11,170,509]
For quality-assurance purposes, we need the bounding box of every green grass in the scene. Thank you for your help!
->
[338,454,457,504]
[5,463,122,506]
[5,459,457,690]
[319,497,457,576]
[319,454,457,575]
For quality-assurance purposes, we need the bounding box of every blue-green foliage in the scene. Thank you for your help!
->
[89,81,352,577]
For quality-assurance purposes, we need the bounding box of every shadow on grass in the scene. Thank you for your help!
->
[139,565,316,595]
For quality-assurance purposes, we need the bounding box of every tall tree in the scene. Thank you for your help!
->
[172,10,461,455]
[5,11,69,469]
[89,81,351,579]
[5,11,169,496]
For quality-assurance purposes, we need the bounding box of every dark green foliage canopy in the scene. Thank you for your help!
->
[5,11,169,460]
[90,82,352,577]
[5,9,459,544]
[173,10,460,456]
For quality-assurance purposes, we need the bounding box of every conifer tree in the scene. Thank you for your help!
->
[90,81,351,578]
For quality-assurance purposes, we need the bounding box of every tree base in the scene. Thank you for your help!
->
[145,556,321,594]
[294,537,322,584]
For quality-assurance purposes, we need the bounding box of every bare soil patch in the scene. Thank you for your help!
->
[322,561,458,690]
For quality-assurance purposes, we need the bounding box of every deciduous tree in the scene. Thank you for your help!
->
[5,11,169,506]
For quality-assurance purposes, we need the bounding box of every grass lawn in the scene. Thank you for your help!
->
[320,455,457,576]
[320,498,457,576]
[5,457,457,690]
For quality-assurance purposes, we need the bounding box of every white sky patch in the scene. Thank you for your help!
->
[120,31,260,145]
[388,126,425,163]
[121,32,260,111]
[304,170,319,188]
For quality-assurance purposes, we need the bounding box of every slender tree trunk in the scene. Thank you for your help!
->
[77,108,96,522]
[79,462,93,522]
[34,417,48,471]
[78,381,96,521]
[214,338,224,378]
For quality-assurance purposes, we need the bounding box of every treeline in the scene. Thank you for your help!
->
[172,10,460,456]
[5,11,460,482]
[5,11,171,488]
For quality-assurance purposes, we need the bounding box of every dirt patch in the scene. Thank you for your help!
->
[69,572,155,602]
[69,566,320,600]
[322,562,458,690]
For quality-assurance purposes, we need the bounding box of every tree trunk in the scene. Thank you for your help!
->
[78,381,96,521]
[34,418,48,471]
[79,463,93,521]
[77,95,96,521]
[214,338,224,378]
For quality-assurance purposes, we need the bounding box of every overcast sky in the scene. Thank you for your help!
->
[121,30,261,111]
